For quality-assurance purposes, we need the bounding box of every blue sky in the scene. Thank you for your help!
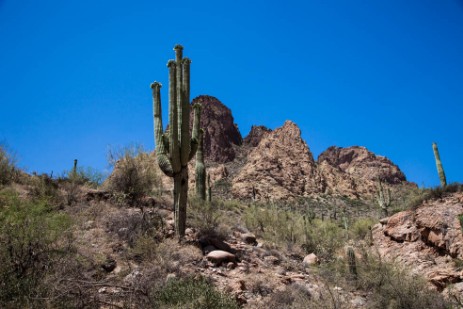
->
[0,0,462,187]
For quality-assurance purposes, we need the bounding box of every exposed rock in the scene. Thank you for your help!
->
[191,95,242,163]
[241,232,257,245]
[243,125,272,147]
[232,121,323,200]
[318,146,409,198]
[303,253,319,266]
[101,257,117,272]
[206,250,236,266]
[373,192,463,290]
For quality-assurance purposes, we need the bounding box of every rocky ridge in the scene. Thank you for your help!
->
[185,95,412,201]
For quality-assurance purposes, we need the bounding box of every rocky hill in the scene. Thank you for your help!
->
[185,95,413,201]
[190,95,242,163]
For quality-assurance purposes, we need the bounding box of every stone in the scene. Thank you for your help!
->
[243,125,272,147]
[101,257,117,272]
[303,253,319,266]
[241,232,257,245]
[207,250,236,266]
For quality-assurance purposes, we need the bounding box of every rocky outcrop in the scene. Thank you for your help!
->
[243,125,272,147]
[318,146,406,184]
[191,95,242,163]
[318,146,407,198]
[232,121,324,200]
[373,192,463,291]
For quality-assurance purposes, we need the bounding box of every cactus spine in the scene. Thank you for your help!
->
[151,45,200,238]
[347,246,357,280]
[432,142,447,187]
[195,127,206,200]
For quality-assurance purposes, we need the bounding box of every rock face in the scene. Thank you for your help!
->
[373,192,463,291]
[243,125,272,147]
[232,121,323,200]
[318,146,407,198]
[191,95,242,163]
[318,146,406,184]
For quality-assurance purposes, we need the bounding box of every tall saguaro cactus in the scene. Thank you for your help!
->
[432,142,447,188]
[195,128,206,200]
[151,45,201,238]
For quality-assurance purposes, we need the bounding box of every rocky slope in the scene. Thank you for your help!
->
[232,121,323,200]
[242,125,272,147]
[372,191,463,295]
[318,146,407,198]
[162,95,412,201]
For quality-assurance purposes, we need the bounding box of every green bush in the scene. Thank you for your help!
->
[356,251,451,309]
[151,276,239,309]
[0,146,18,186]
[0,190,73,307]
[244,203,346,261]
[106,145,161,206]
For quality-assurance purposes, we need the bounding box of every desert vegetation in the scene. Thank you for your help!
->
[1,141,463,308]
[2,45,462,308]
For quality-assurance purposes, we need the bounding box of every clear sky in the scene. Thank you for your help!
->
[1,0,462,187]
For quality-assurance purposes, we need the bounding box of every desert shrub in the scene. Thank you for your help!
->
[151,276,239,309]
[0,190,73,307]
[107,210,163,248]
[349,217,376,240]
[356,252,452,309]
[65,165,105,187]
[0,145,18,186]
[106,145,161,206]
[264,280,350,309]
[244,203,346,261]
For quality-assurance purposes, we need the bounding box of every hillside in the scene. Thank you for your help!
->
[0,97,461,308]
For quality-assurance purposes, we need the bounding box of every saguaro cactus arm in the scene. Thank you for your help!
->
[151,81,173,177]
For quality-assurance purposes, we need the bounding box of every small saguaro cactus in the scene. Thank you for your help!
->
[151,45,201,238]
[432,142,447,188]
[195,127,206,200]
[376,178,391,218]
[346,246,358,280]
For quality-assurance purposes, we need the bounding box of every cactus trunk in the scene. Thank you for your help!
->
[432,142,447,187]
[347,246,357,280]
[151,45,200,238]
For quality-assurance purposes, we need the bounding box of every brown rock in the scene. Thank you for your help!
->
[373,192,463,291]
[243,125,272,147]
[191,95,242,163]
[241,232,257,245]
[318,146,408,198]
[232,121,323,200]
[318,146,406,184]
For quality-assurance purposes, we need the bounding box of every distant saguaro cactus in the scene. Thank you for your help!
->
[347,246,357,280]
[376,178,391,217]
[151,45,201,238]
[432,142,447,188]
[206,174,212,202]
[195,127,206,200]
